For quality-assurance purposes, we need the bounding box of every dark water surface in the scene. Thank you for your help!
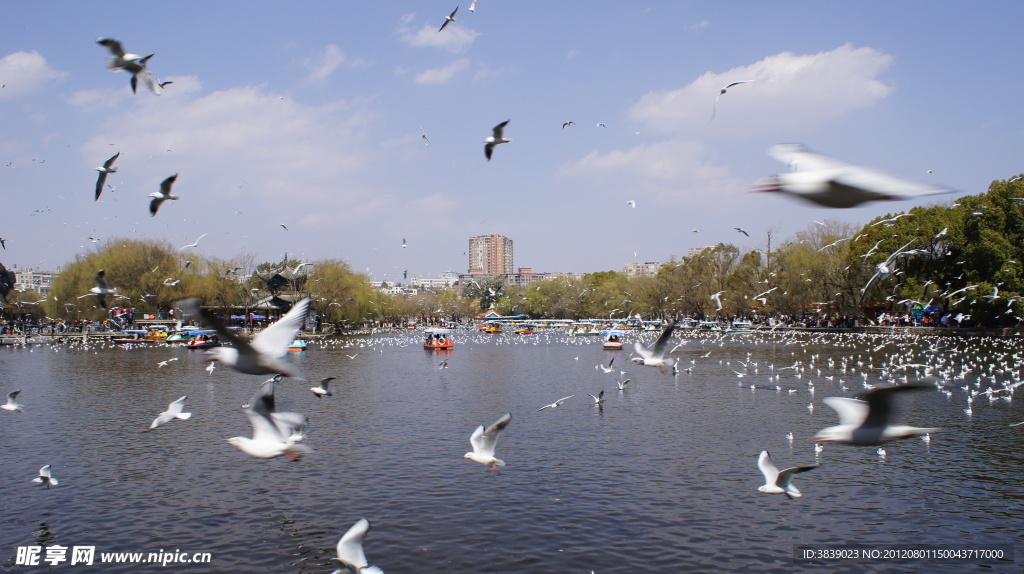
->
[1,330,1020,573]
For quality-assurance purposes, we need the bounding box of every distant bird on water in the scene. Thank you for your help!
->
[754,144,954,208]
[94,152,119,201]
[439,6,458,31]
[96,37,162,95]
[149,174,179,216]
[484,120,511,161]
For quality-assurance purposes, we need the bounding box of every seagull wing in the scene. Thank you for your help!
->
[757,451,779,484]
[829,166,952,200]
[484,142,495,160]
[250,298,310,358]
[633,340,653,361]
[492,120,508,139]
[336,518,372,572]
[822,396,870,426]
[97,37,127,59]
[246,380,288,442]
[472,412,510,456]
[859,384,928,430]
[776,465,817,489]
[159,173,178,196]
[769,144,850,172]
[649,321,678,359]
[134,65,162,95]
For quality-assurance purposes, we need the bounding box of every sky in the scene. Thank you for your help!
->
[1,2,1022,284]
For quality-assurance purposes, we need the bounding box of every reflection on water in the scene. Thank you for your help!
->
[0,330,1021,572]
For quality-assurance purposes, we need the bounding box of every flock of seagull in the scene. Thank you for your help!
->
[7,315,1024,570]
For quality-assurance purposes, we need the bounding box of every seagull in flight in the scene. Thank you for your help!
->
[631,321,677,367]
[814,384,939,446]
[90,269,117,310]
[710,291,725,311]
[562,121,575,129]
[484,120,510,161]
[96,37,162,95]
[755,144,954,208]
[95,152,119,201]
[2,390,24,412]
[150,396,192,429]
[712,80,750,120]
[332,518,384,574]
[419,125,431,146]
[627,200,636,208]
[464,413,511,471]
[226,378,312,459]
[311,377,335,398]
[734,227,749,237]
[537,396,573,411]
[757,451,817,499]
[179,233,207,251]
[468,0,478,11]
[587,390,605,405]
[32,465,58,488]
[176,297,310,378]
[439,6,458,31]
[149,174,179,216]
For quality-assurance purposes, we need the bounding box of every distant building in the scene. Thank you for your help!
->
[468,234,514,276]
[374,281,417,297]
[687,246,712,258]
[623,261,663,279]
[411,271,459,290]
[11,265,60,296]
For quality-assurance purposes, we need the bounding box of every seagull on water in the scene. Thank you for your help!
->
[150,396,192,429]
[484,120,510,161]
[149,174,179,216]
[631,320,677,367]
[757,451,817,499]
[754,144,954,208]
[311,377,336,398]
[615,378,631,391]
[96,37,162,95]
[331,518,384,574]
[226,378,312,459]
[587,390,605,405]
[814,384,939,445]
[596,357,616,373]
[438,6,458,31]
[464,412,511,471]
[176,297,310,378]
[94,152,119,201]
[2,389,24,412]
[537,396,573,411]
[33,465,58,488]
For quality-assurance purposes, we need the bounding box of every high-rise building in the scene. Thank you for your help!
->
[467,234,514,276]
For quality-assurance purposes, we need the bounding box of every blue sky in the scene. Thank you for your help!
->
[1,2,1021,283]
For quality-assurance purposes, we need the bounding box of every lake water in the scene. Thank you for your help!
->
[1,329,1020,573]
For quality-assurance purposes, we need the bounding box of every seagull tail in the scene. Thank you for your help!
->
[363,567,385,574]
[493,458,506,467]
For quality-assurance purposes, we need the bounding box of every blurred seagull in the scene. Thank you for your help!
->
[90,269,117,310]
[712,81,750,120]
[484,120,510,161]
[627,200,636,208]
[735,227,749,237]
[279,223,289,231]
[311,377,335,398]
[96,37,162,95]
[32,465,58,488]
[439,6,458,31]
[419,125,431,146]
[755,144,954,208]
[150,396,192,429]
[814,384,939,445]
[631,320,677,366]
[587,390,605,405]
[464,412,511,471]
[176,297,310,378]
[226,378,312,459]
[94,152,119,201]
[2,389,24,412]
[469,0,477,11]
[615,378,631,390]
[331,518,384,574]
[537,396,573,411]
[149,174,179,216]
[757,451,817,499]
[710,291,724,311]
[562,121,575,129]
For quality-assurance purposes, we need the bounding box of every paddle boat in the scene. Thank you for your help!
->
[111,329,154,345]
[424,328,455,350]
[185,331,221,350]
[482,322,502,334]
[287,339,308,352]
[513,324,539,335]
[602,330,625,350]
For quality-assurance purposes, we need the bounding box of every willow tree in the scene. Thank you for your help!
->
[305,259,375,324]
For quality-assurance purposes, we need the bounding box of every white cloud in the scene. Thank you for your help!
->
[302,44,369,84]
[0,51,67,98]
[415,58,470,84]
[399,22,480,53]
[628,44,894,133]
